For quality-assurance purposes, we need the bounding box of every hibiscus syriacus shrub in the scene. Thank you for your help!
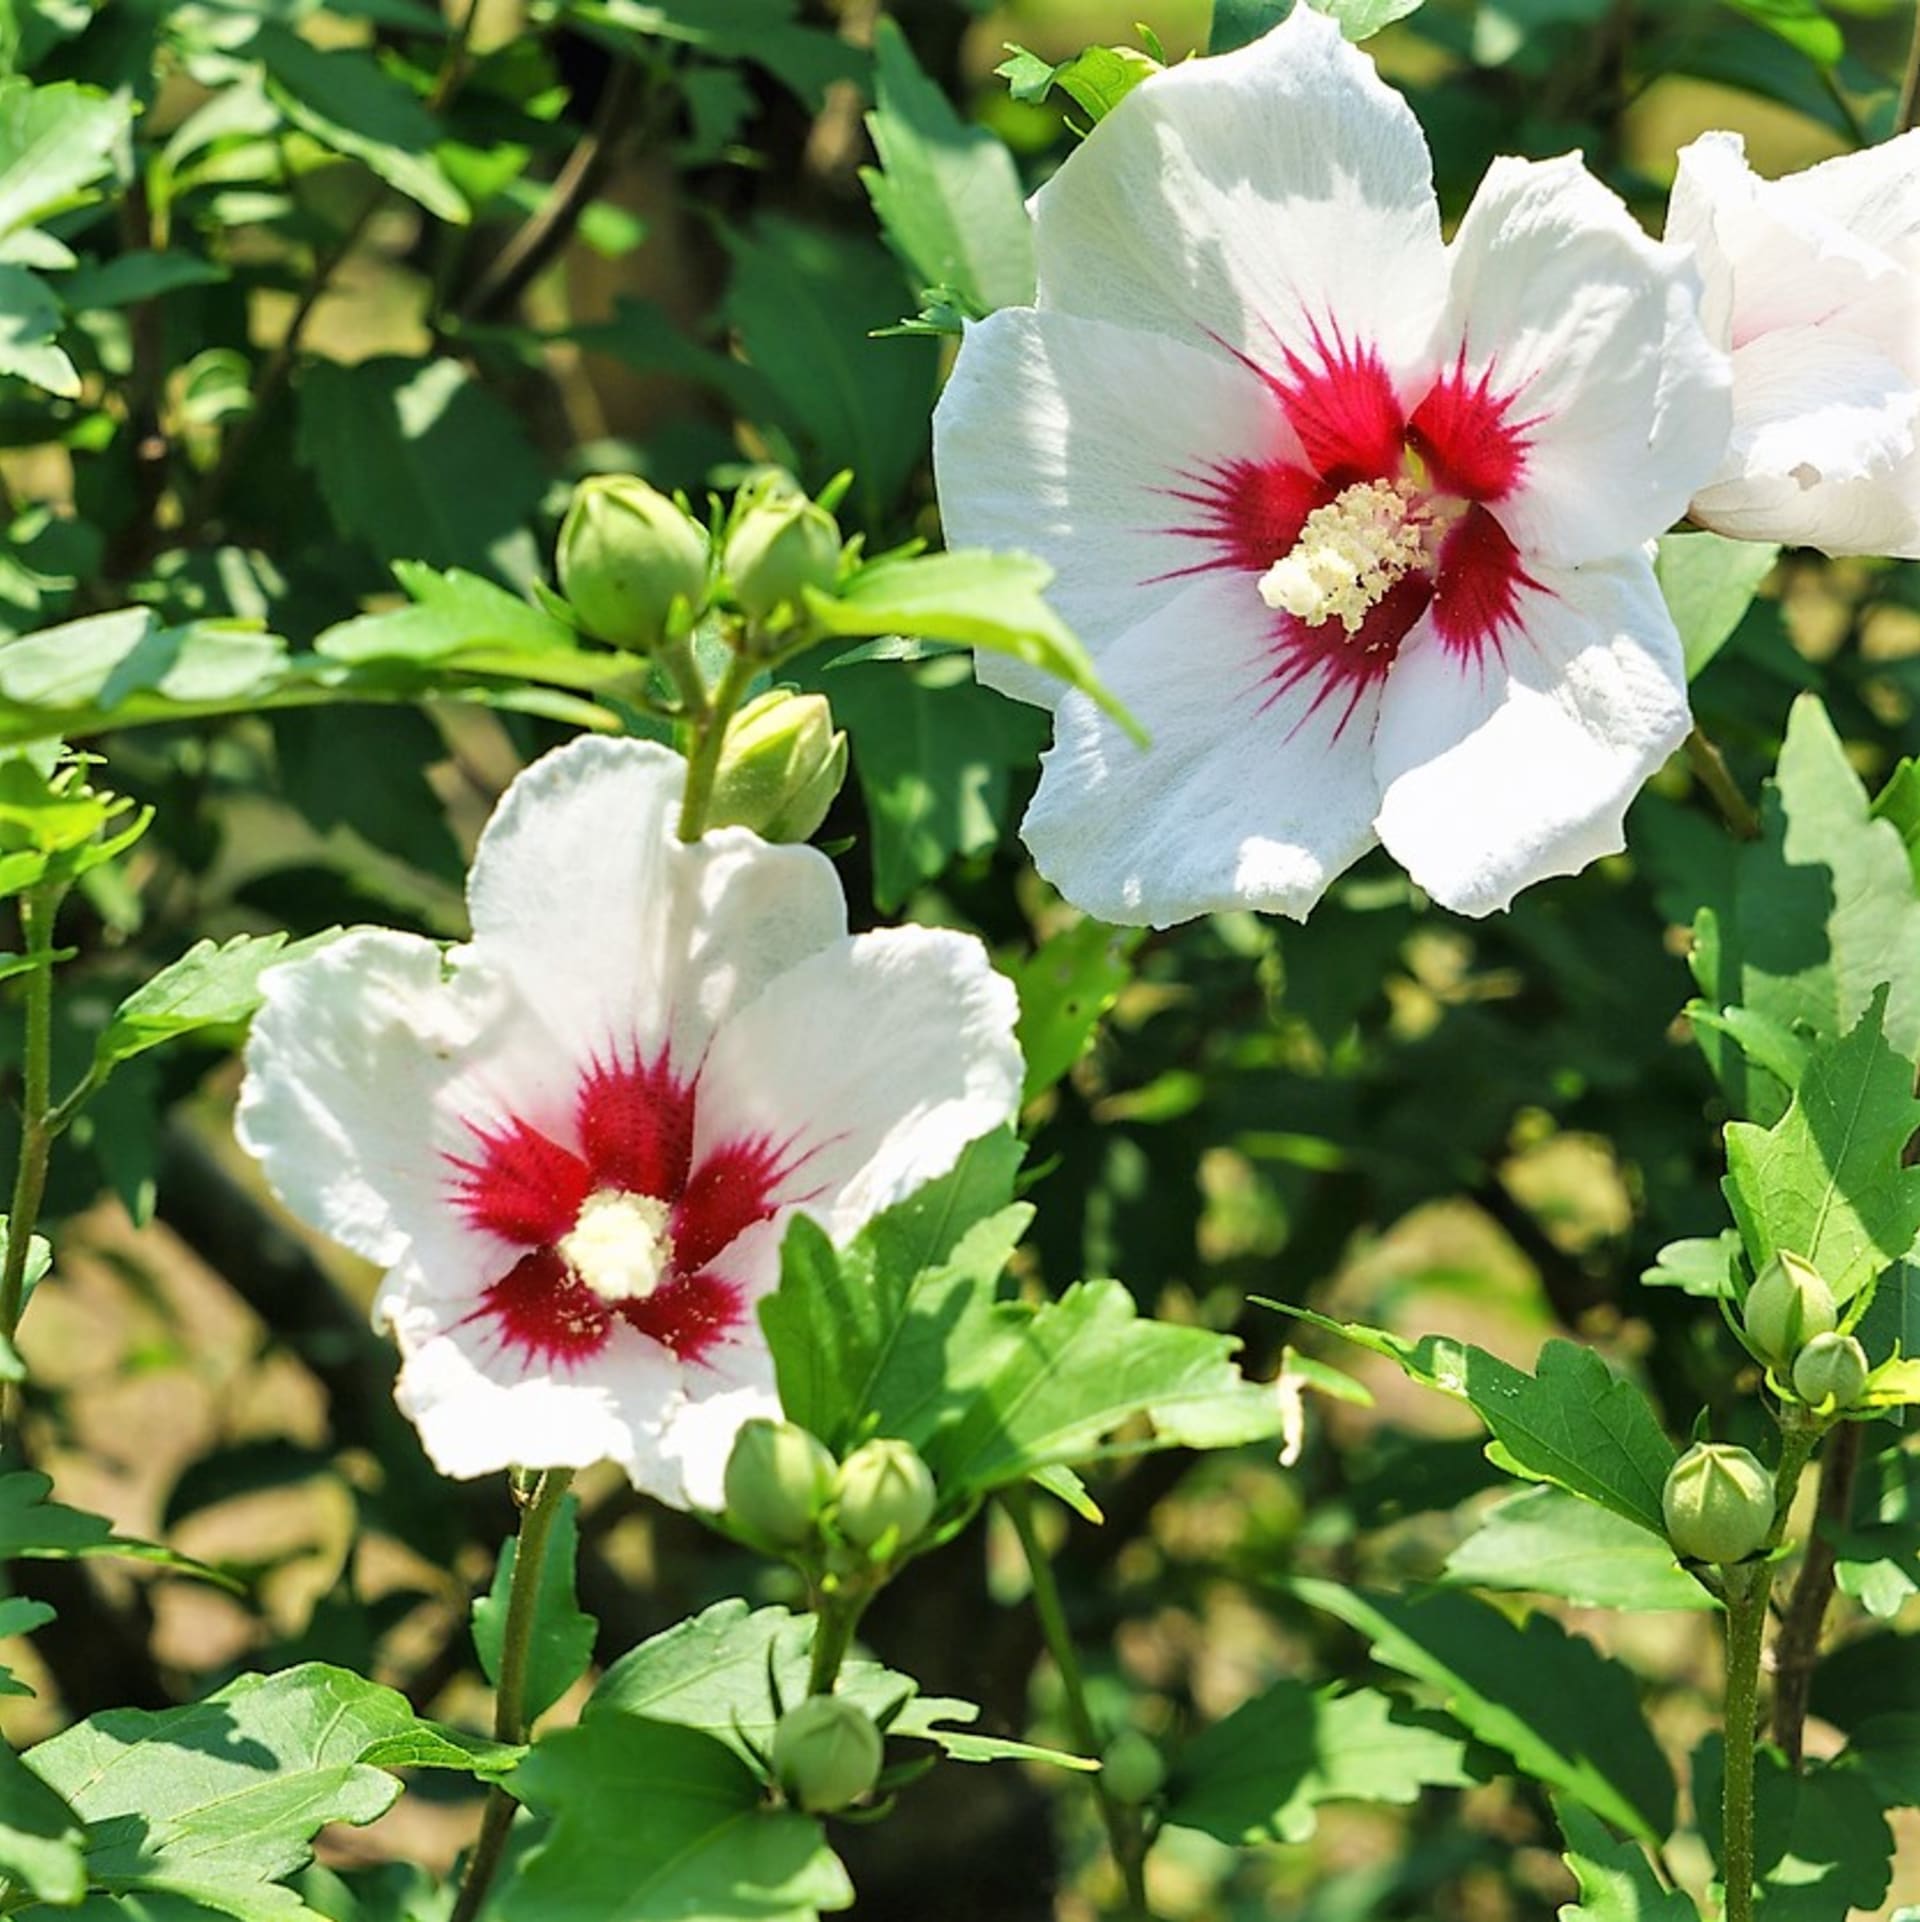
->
[1,1,1918,1918]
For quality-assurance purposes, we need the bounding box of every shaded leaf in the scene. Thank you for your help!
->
[0,1742,86,1907]
[1656,530,1779,679]
[1444,1487,1714,1613]
[1554,1802,1699,1920]
[1164,1680,1470,1845]
[1288,1580,1674,1844]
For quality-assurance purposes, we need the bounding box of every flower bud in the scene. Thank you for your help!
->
[722,1418,835,1548]
[1101,1730,1166,1806]
[706,691,849,844]
[771,1695,884,1813]
[1662,1441,1776,1564]
[832,1438,937,1553]
[722,472,842,624]
[557,474,710,650]
[1742,1252,1837,1369]
[1791,1331,1869,1411]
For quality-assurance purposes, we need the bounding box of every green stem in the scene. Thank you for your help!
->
[1004,1488,1154,1922]
[806,1595,861,1696]
[448,1467,574,1922]
[676,651,758,843]
[0,884,63,1449]
[1686,724,1761,842]
[1720,1419,1820,1922]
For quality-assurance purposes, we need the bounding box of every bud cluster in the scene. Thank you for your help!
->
[1739,1252,1867,1412]
[722,1420,938,1559]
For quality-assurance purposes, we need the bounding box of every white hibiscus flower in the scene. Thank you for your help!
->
[237,737,1021,1507]
[933,7,1732,926]
[1666,128,1920,558]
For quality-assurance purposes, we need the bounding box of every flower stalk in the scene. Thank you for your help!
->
[1004,1487,1154,1922]
[677,651,761,844]
[1720,1415,1821,1922]
[448,1466,575,1922]
[1,882,65,1448]
[1685,724,1761,842]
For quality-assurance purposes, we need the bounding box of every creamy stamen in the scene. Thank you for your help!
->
[1258,478,1431,632]
[558,1188,675,1302]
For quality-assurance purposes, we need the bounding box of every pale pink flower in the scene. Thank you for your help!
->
[1667,129,1920,557]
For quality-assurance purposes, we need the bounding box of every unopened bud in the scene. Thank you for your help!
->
[1791,1332,1869,1412]
[722,1418,835,1548]
[1663,1441,1775,1564]
[1743,1252,1838,1369]
[723,472,842,624]
[772,1695,884,1813]
[707,691,848,844]
[1101,1730,1166,1806]
[557,474,710,650]
[832,1438,937,1553]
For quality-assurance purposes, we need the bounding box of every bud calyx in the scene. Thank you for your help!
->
[557,474,710,651]
[722,1418,835,1548]
[1742,1251,1837,1370]
[1663,1441,1775,1564]
[772,1695,884,1813]
[832,1438,937,1552]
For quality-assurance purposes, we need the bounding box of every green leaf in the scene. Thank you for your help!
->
[1655,530,1779,679]
[23,1664,501,1918]
[1834,1441,1920,1618]
[919,1276,1282,1499]
[93,933,341,1074]
[471,1494,595,1725]
[570,0,862,110]
[255,26,466,223]
[1444,1487,1714,1612]
[861,19,1033,319]
[1723,986,1920,1302]
[1280,1309,1676,1536]
[1163,1680,1470,1845]
[57,252,227,310]
[589,1596,1089,1770]
[722,216,937,525]
[316,565,581,669]
[1287,1580,1675,1844]
[0,80,128,242]
[1010,918,1140,1102]
[995,44,1161,123]
[1850,1711,1920,1808]
[1554,1802,1700,1920]
[809,550,1132,735]
[759,1129,1026,1451]
[1642,1232,1739,1299]
[1210,0,1423,49]
[0,1741,86,1906]
[1694,1738,1894,1922]
[823,655,1046,911]
[295,358,545,576]
[0,1469,231,1583]
[501,1715,852,1922]
[1715,0,1845,66]
[0,262,74,395]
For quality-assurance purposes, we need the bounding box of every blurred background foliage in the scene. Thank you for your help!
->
[0,0,1916,1915]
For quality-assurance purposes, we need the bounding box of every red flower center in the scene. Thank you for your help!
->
[445,1048,796,1368]
[1157,326,1540,728]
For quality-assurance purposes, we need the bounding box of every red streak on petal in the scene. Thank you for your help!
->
[1276,329,1407,483]
[1431,506,1534,661]
[1407,357,1530,502]
[1155,457,1326,580]
[449,1122,592,1248]
[578,1049,695,1198]
[619,1271,745,1363]
[477,1248,612,1363]
[673,1137,787,1276]
[1266,573,1434,734]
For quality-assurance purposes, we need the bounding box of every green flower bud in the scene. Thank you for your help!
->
[771,1695,884,1813]
[1101,1730,1166,1806]
[557,474,710,650]
[1791,1331,1869,1411]
[1742,1252,1838,1369]
[1662,1441,1776,1564]
[722,472,842,624]
[831,1438,937,1552]
[722,1418,835,1548]
[706,691,849,844]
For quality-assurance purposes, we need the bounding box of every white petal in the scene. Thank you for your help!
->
[1372,554,1688,917]
[237,929,517,1280]
[1031,7,1447,377]
[1439,154,1731,567]
[465,736,848,1077]
[1020,574,1380,927]
[1774,129,1920,270]
[934,307,1293,707]
[692,927,1022,1243]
